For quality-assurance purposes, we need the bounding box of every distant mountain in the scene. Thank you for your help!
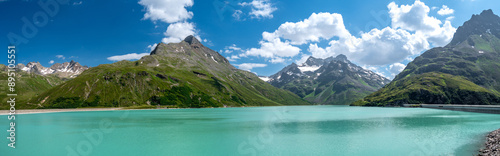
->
[353,9,500,106]
[0,65,64,109]
[29,36,310,108]
[268,54,390,105]
[17,60,89,78]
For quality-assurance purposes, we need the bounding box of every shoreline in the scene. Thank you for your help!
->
[479,128,500,155]
[0,108,123,115]
[3,104,500,115]
[402,104,500,114]
[0,105,324,115]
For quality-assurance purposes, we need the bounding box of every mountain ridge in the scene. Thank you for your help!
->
[268,54,390,105]
[353,9,500,106]
[17,60,89,78]
[25,35,310,109]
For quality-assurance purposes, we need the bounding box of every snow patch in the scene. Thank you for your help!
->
[259,77,271,82]
[297,65,321,73]
[479,51,484,54]
[41,68,54,75]
[211,56,218,63]
[21,67,29,72]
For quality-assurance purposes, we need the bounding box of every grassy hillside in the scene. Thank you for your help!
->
[0,65,64,109]
[352,10,500,106]
[29,37,310,109]
[352,72,500,106]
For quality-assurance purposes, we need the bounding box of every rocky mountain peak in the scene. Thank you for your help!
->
[448,9,500,46]
[150,42,165,55]
[335,54,348,61]
[183,35,201,45]
[19,61,89,78]
[268,53,390,105]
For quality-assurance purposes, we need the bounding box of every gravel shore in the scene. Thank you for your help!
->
[479,129,500,156]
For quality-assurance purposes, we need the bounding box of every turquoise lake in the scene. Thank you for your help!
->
[2,106,500,156]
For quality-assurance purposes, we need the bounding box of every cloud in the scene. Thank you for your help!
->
[49,60,54,64]
[227,55,240,62]
[446,16,455,21]
[239,0,277,19]
[72,1,82,5]
[306,0,455,66]
[236,63,267,71]
[233,10,244,21]
[362,65,390,79]
[389,1,441,33]
[296,54,311,65]
[270,57,285,63]
[139,0,200,44]
[389,62,406,76]
[147,43,158,52]
[161,22,199,43]
[308,28,429,65]
[223,44,243,53]
[56,55,65,60]
[107,53,150,61]
[242,37,301,59]
[269,12,351,45]
[138,0,193,23]
[437,5,454,16]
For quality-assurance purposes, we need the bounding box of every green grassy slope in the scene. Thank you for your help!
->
[352,10,500,106]
[0,65,64,109]
[352,72,500,106]
[29,37,310,108]
[353,35,500,106]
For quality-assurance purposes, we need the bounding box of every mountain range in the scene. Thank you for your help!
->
[352,9,500,106]
[266,55,390,105]
[17,60,89,78]
[2,10,500,109]
[22,36,309,109]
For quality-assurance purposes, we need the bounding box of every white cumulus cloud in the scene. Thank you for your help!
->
[138,0,193,23]
[305,0,455,66]
[161,22,199,43]
[242,37,301,59]
[236,63,267,71]
[389,1,441,33]
[437,5,454,16]
[270,12,351,45]
[389,62,406,76]
[139,0,200,44]
[147,43,158,52]
[49,60,54,64]
[308,27,429,65]
[107,53,150,61]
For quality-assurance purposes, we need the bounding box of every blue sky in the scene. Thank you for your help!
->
[1,0,499,78]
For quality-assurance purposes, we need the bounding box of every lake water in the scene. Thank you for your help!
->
[2,106,500,156]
